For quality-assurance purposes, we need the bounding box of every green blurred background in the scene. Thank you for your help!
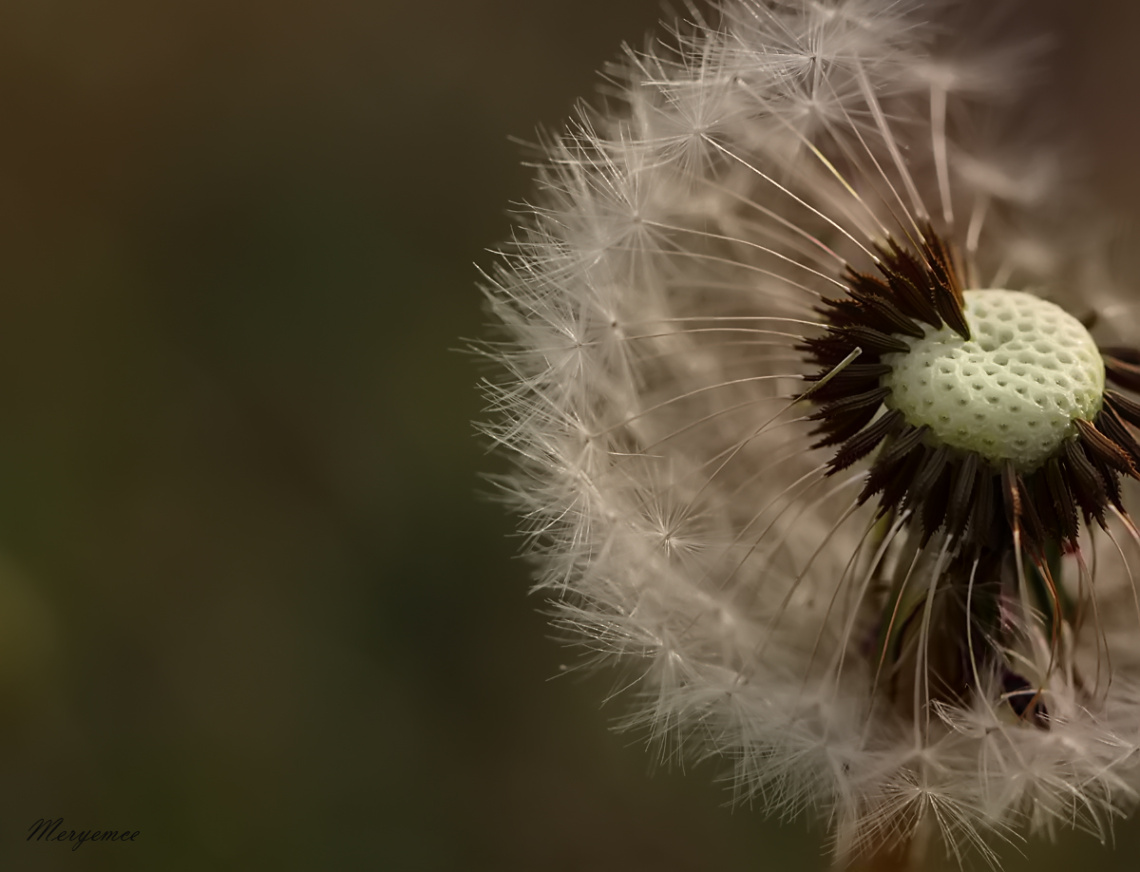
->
[0,1,1138,870]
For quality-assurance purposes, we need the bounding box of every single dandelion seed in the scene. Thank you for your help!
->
[478,1,1140,868]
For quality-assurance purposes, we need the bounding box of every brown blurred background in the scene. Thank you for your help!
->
[0,1,1137,870]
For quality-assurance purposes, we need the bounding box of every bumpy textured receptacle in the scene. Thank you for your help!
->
[882,290,1105,471]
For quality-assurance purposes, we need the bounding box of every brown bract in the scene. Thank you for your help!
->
[798,224,1140,715]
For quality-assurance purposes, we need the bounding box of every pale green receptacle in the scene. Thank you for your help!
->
[882,289,1105,471]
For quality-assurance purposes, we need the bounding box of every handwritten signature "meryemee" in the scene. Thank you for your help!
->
[27,818,140,851]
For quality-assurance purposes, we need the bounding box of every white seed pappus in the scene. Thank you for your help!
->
[478,1,1140,866]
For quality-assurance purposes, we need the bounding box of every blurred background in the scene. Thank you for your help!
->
[0,1,1138,870]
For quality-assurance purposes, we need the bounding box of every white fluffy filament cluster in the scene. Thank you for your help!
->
[480,0,1140,864]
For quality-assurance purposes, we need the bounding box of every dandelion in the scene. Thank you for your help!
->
[479,1,1140,868]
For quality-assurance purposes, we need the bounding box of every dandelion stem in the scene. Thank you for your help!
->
[836,836,930,872]
[836,817,933,872]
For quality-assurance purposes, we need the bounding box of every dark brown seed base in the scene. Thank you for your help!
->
[800,222,1140,557]
[796,223,1140,725]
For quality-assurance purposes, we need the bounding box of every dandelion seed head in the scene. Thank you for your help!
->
[479,0,1140,866]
